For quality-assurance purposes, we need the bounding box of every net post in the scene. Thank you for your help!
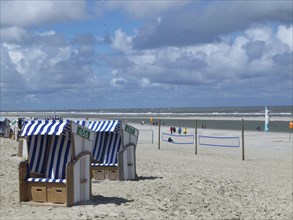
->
[158,119,161,150]
[241,119,245,161]
[195,120,198,155]
[152,129,154,144]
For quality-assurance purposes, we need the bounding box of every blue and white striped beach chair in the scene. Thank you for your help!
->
[19,120,94,206]
[87,120,139,181]
[87,120,122,180]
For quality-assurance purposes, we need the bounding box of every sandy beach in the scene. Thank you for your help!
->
[0,122,292,219]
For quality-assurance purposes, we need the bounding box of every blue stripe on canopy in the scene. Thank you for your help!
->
[92,132,107,162]
[46,134,71,179]
[104,133,121,165]
[75,120,91,127]
[28,135,49,174]
[21,120,71,136]
[88,120,121,132]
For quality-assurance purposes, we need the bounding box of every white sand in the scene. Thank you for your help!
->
[0,123,292,219]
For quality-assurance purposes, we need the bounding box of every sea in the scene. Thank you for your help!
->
[103,105,291,133]
[4,105,292,133]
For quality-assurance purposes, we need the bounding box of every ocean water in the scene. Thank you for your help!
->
[66,105,292,118]
[5,105,293,132]
[81,105,292,133]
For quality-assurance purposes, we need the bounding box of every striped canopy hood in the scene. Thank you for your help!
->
[88,120,121,132]
[75,120,121,133]
[21,120,71,136]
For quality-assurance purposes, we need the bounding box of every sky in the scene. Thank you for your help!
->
[1,0,292,111]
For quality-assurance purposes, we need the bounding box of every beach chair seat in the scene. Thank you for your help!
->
[27,178,66,183]
[91,163,118,167]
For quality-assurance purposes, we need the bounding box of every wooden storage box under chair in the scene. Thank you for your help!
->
[91,166,119,181]
[19,120,94,206]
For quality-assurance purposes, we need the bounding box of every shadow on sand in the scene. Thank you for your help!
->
[76,195,133,206]
[135,176,163,181]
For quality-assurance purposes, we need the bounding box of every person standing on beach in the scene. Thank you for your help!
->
[178,126,182,135]
[170,127,173,134]
[183,127,187,135]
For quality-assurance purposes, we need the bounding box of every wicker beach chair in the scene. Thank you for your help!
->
[88,120,139,181]
[91,132,122,180]
[19,120,94,206]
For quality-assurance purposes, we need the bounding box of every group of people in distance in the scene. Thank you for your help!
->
[168,126,188,143]
[170,126,187,135]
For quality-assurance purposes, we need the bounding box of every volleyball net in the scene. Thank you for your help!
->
[198,135,240,148]
[162,132,194,144]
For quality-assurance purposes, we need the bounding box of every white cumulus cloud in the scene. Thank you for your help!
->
[277,25,293,51]
[111,29,134,53]
[0,26,29,42]
[1,1,87,27]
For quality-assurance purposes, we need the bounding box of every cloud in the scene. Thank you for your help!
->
[242,40,266,61]
[94,1,188,19]
[0,26,30,43]
[1,1,87,27]
[103,24,292,104]
[277,25,293,50]
[111,29,133,53]
[0,29,107,110]
[156,17,162,25]
[272,52,293,66]
[110,70,128,88]
[1,1,292,110]
[49,46,75,66]
[140,77,151,88]
[37,30,56,37]
[24,94,39,103]
[132,1,293,49]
